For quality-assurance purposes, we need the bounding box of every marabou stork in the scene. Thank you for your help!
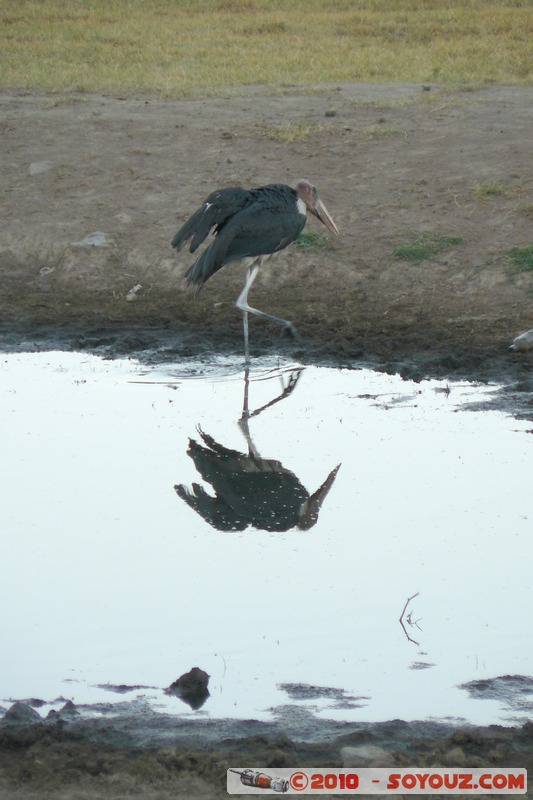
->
[172,181,340,362]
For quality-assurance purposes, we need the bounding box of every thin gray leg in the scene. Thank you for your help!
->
[242,309,250,366]
[238,365,260,459]
[238,264,258,365]
[236,263,300,340]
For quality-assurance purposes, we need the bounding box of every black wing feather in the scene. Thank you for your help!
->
[171,187,251,253]
[185,202,306,288]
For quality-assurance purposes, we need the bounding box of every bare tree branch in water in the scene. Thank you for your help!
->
[399,592,421,646]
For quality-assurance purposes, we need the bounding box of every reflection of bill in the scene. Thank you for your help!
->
[229,769,289,793]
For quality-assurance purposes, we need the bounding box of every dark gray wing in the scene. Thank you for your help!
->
[171,187,251,253]
[174,483,248,531]
[184,203,306,288]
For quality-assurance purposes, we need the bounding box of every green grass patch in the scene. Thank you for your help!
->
[295,231,335,252]
[0,1,531,97]
[393,233,463,263]
[472,181,513,201]
[507,245,533,273]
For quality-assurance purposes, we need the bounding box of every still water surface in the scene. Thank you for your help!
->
[1,352,532,725]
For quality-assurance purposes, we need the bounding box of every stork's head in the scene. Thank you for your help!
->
[295,180,340,237]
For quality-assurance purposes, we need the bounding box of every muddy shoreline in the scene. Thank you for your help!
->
[2,317,532,422]
[1,704,532,799]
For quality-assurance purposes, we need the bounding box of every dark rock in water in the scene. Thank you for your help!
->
[169,667,210,694]
[46,699,79,724]
[278,682,368,709]
[95,683,153,694]
[19,697,47,708]
[459,674,533,713]
[166,667,210,710]
[59,700,79,716]
[2,702,42,725]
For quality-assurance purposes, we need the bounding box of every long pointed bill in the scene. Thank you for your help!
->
[297,463,341,530]
[312,197,340,237]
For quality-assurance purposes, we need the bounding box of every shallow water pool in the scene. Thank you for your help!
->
[1,352,532,726]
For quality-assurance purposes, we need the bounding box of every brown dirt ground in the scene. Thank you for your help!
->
[1,83,532,382]
[1,83,532,797]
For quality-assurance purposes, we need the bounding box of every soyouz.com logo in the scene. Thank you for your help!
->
[227,767,527,794]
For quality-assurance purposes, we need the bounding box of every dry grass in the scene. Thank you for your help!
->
[359,123,404,138]
[264,120,322,143]
[0,1,531,97]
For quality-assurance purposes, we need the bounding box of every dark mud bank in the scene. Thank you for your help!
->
[1,318,532,421]
[1,705,532,799]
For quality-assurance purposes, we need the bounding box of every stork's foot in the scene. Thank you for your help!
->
[280,321,301,341]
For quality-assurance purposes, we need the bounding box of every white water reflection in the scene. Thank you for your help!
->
[1,352,532,725]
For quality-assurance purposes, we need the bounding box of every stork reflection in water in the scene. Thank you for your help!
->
[175,367,340,532]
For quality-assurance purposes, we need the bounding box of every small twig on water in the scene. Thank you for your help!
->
[399,591,421,646]
[216,653,227,679]
[406,609,423,631]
